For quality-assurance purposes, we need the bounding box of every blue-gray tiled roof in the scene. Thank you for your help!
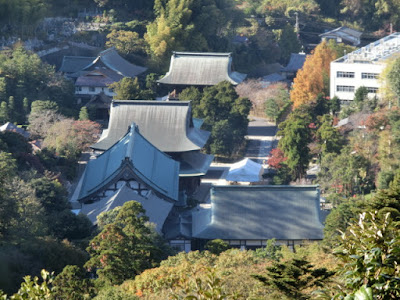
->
[281,53,307,72]
[192,185,324,240]
[92,100,210,153]
[158,52,247,86]
[79,123,180,201]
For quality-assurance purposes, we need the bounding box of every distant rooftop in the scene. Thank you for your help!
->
[192,185,324,240]
[335,32,400,64]
[281,53,307,72]
[158,52,247,86]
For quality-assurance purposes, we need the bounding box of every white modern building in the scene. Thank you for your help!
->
[330,32,400,102]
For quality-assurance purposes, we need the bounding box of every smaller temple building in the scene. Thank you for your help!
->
[157,52,247,89]
[60,47,147,102]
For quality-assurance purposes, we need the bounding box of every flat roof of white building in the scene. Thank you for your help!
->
[335,32,400,64]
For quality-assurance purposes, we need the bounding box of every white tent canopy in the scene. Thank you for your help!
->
[225,158,264,182]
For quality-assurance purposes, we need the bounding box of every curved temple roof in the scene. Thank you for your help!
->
[79,123,180,202]
[192,185,324,240]
[92,100,210,153]
[157,52,247,86]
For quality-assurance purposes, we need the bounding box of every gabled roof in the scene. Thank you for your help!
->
[59,56,96,74]
[59,48,147,78]
[80,182,173,232]
[85,92,112,109]
[157,52,247,86]
[89,47,147,78]
[79,123,180,201]
[0,122,30,138]
[192,185,324,240]
[320,26,362,41]
[92,100,210,153]
[281,53,307,72]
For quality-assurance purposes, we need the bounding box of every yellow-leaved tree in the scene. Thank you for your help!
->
[290,41,337,108]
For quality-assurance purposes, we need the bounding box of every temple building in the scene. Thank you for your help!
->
[59,47,147,102]
[91,100,214,196]
[76,123,180,233]
[157,52,247,89]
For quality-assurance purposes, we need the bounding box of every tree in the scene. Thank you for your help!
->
[204,239,230,255]
[28,109,64,139]
[106,31,146,55]
[354,86,368,110]
[52,265,95,300]
[109,77,150,100]
[192,81,251,157]
[0,101,9,123]
[253,258,334,300]
[278,109,312,179]
[315,115,343,156]
[85,201,167,285]
[334,212,400,299]
[274,24,301,64]
[78,107,89,121]
[44,119,101,160]
[290,41,337,108]
[0,152,17,238]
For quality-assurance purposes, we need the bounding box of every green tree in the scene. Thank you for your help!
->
[78,107,89,121]
[254,258,334,300]
[278,109,312,179]
[354,86,368,110]
[274,24,301,64]
[85,201,168,285]
[0,101,9,123]
[52,265,95,300]
[334,212,400,299]
[315,115,343,157]
[0,152,17,238]
[106,31,146,55]
[192,81,251,157]
[204,239,230,255]
[109,77,150,100]
[30,100,58,115]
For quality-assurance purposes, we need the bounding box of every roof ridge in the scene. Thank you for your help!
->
[173,51,232,57]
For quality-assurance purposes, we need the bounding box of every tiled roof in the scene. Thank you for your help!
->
[158,52,247,86]
[320,26,362,40]
[192,185,324,240]
[75,69,122,87]
[59,47,147,78]
[80,182,173,232]
[0,122,30,138]
[59,56,96,73]
[79,123,180,202]
[281,53,307,72]
[91,100,210,153]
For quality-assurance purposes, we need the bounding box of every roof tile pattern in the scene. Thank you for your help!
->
[158,52,246,86]
[79,123,180,201]
[92,100,210,152]
[192,185,324,240]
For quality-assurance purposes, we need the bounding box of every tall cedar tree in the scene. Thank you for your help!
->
[290,41,337,108]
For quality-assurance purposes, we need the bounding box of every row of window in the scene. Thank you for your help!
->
[336,85,378,93]
[75,87,113,93]
[336,71,379,79]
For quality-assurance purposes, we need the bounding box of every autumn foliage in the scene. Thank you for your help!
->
[267,148,288,169]
[290,41,337,108]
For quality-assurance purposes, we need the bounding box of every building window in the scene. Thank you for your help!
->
[337,71,355,78]
[336,85,355,92]
[367,87,378,93]
[75,86,82,92]
[362,73,379,79]
[89,87,95,92]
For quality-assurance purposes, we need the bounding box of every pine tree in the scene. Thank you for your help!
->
[0,101,9,123]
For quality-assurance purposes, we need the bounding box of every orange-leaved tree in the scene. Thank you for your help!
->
[290,41,337,108]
